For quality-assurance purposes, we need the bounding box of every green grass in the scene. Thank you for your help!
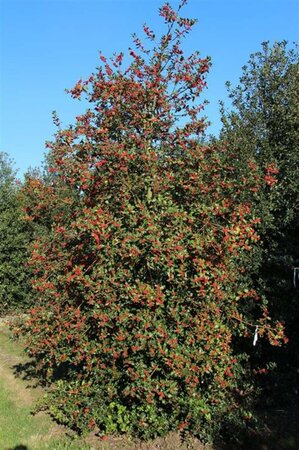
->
[0,377,50,449]
[0,382,90,450]
[0,324,92,450]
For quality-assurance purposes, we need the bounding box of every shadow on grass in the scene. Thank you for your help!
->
[12,360,45,389]
[12,358,72,388]
[8,446,28,450]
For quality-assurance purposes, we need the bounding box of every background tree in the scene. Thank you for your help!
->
[220,41,299,408]
[0,152,33,314]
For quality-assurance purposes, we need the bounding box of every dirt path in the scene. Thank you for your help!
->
[0,353,34,407]
[0,319,37,406]
[0,345,33,407]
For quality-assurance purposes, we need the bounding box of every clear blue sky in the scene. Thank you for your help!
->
[1,0,298,175]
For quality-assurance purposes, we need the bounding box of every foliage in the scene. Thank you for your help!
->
[0,152,33,314]
[16,2,286,442]
[220,41,299,407]
[220,41,298,229]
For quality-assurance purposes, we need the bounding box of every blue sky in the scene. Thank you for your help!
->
[1,0,298,176]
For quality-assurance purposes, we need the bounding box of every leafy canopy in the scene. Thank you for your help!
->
[0,153,33,314]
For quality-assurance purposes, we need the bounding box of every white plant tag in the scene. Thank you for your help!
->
[253,326,258,346]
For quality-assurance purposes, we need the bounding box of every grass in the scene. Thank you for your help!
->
[0,322,92,450]
[0,378,60,449]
